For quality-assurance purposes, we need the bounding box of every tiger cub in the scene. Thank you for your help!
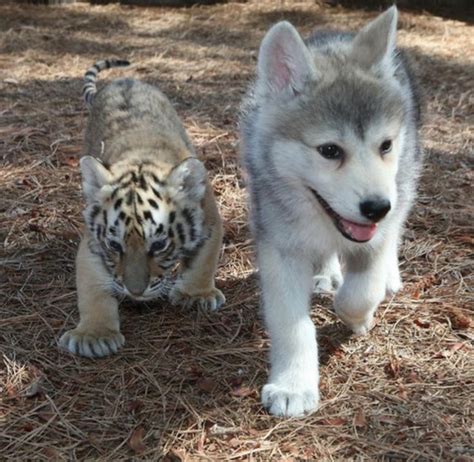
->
[59,59,225,358]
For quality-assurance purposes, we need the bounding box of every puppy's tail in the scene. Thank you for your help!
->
[82,59,130,108]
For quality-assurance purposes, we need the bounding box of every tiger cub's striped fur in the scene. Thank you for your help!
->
[59,59,225,358]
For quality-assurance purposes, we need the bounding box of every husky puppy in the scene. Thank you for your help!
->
[240,6,422,417]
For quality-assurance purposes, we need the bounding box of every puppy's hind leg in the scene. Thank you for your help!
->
[313,253,343,294]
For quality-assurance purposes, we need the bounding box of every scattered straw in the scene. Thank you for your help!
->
[1,1,473,460]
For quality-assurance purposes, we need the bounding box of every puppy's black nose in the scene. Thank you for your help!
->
[360,198,391,222]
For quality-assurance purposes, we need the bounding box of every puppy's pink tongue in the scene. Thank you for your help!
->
[340,218,377,242]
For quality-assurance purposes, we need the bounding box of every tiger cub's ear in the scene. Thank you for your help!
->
[167,157,207,203]
[80,156,112,201]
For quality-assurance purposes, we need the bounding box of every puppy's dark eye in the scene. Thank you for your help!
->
[380,139,392,155]
[150,239,167,253]
[317,144,344,160]
[108,240,123,253]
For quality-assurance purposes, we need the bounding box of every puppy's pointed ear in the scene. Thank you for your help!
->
[351,6,398,73]
[167,158,207,203]
[80,156,112,201]
[256,21,316,98]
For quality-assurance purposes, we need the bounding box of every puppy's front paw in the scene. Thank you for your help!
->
[59,328,125,358]
[336,309,375,336]
[262,382,319,418]
[170,286,225,311]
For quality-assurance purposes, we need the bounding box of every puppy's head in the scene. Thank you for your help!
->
[256,7,408,243]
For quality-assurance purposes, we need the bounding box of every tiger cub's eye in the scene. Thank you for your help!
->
[150,239,167,253]
[108,240,123,253]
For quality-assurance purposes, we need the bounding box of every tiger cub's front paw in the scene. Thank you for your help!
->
[170,285,225,311]
[59,327,125,358]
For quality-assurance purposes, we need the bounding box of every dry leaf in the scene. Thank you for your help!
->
[197,377,217,393]
[378,415,397,424]
[434,343,466,358]
[414,318,431,328]
[42,447,60,460]
[165,449,188,462]
[128,426,146,455]
[228,437,241,448]
[37,405,55,422]
[127,399,144,413]
[449,342,466,352]
[23,422,34,432]
[385,359,401,378]
[231,386,255,398]
[407,371,419,383]
[320,417,347,426]
[354,410,367,428]
[61,155,79,167]
[398,384,408,400]
[450,312,472,329]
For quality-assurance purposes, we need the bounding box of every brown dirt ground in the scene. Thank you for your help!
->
[1,1,473,460]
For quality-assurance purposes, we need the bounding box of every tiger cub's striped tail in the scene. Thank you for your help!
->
[82,59,130,108]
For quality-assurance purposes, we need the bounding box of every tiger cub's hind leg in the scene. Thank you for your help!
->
[59,237,124,358]
[170,194,225,311]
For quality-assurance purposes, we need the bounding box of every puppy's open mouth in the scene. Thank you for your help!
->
[309,188,377,243]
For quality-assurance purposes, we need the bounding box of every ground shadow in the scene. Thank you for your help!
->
[327,0,474,24]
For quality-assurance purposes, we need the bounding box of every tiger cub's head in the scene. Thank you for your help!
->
[80,156,208,300]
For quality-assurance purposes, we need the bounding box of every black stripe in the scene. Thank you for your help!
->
[119,211,126,220]
[143,211,155,224]
[89,204,101,222]
[155,224,164,235]
[85,70,96,78]
[151,187,162,200]
[114,198,123,210]
[176,223,185,244]
[182,208,195,241]
[93,64,101,72]
[103,210,108,227]
[139,175,147,191]
[148,199,159,209]
[116,172,132,184]
[151,174,165,186]
[168,228,174,238]
[169,211,176,224]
